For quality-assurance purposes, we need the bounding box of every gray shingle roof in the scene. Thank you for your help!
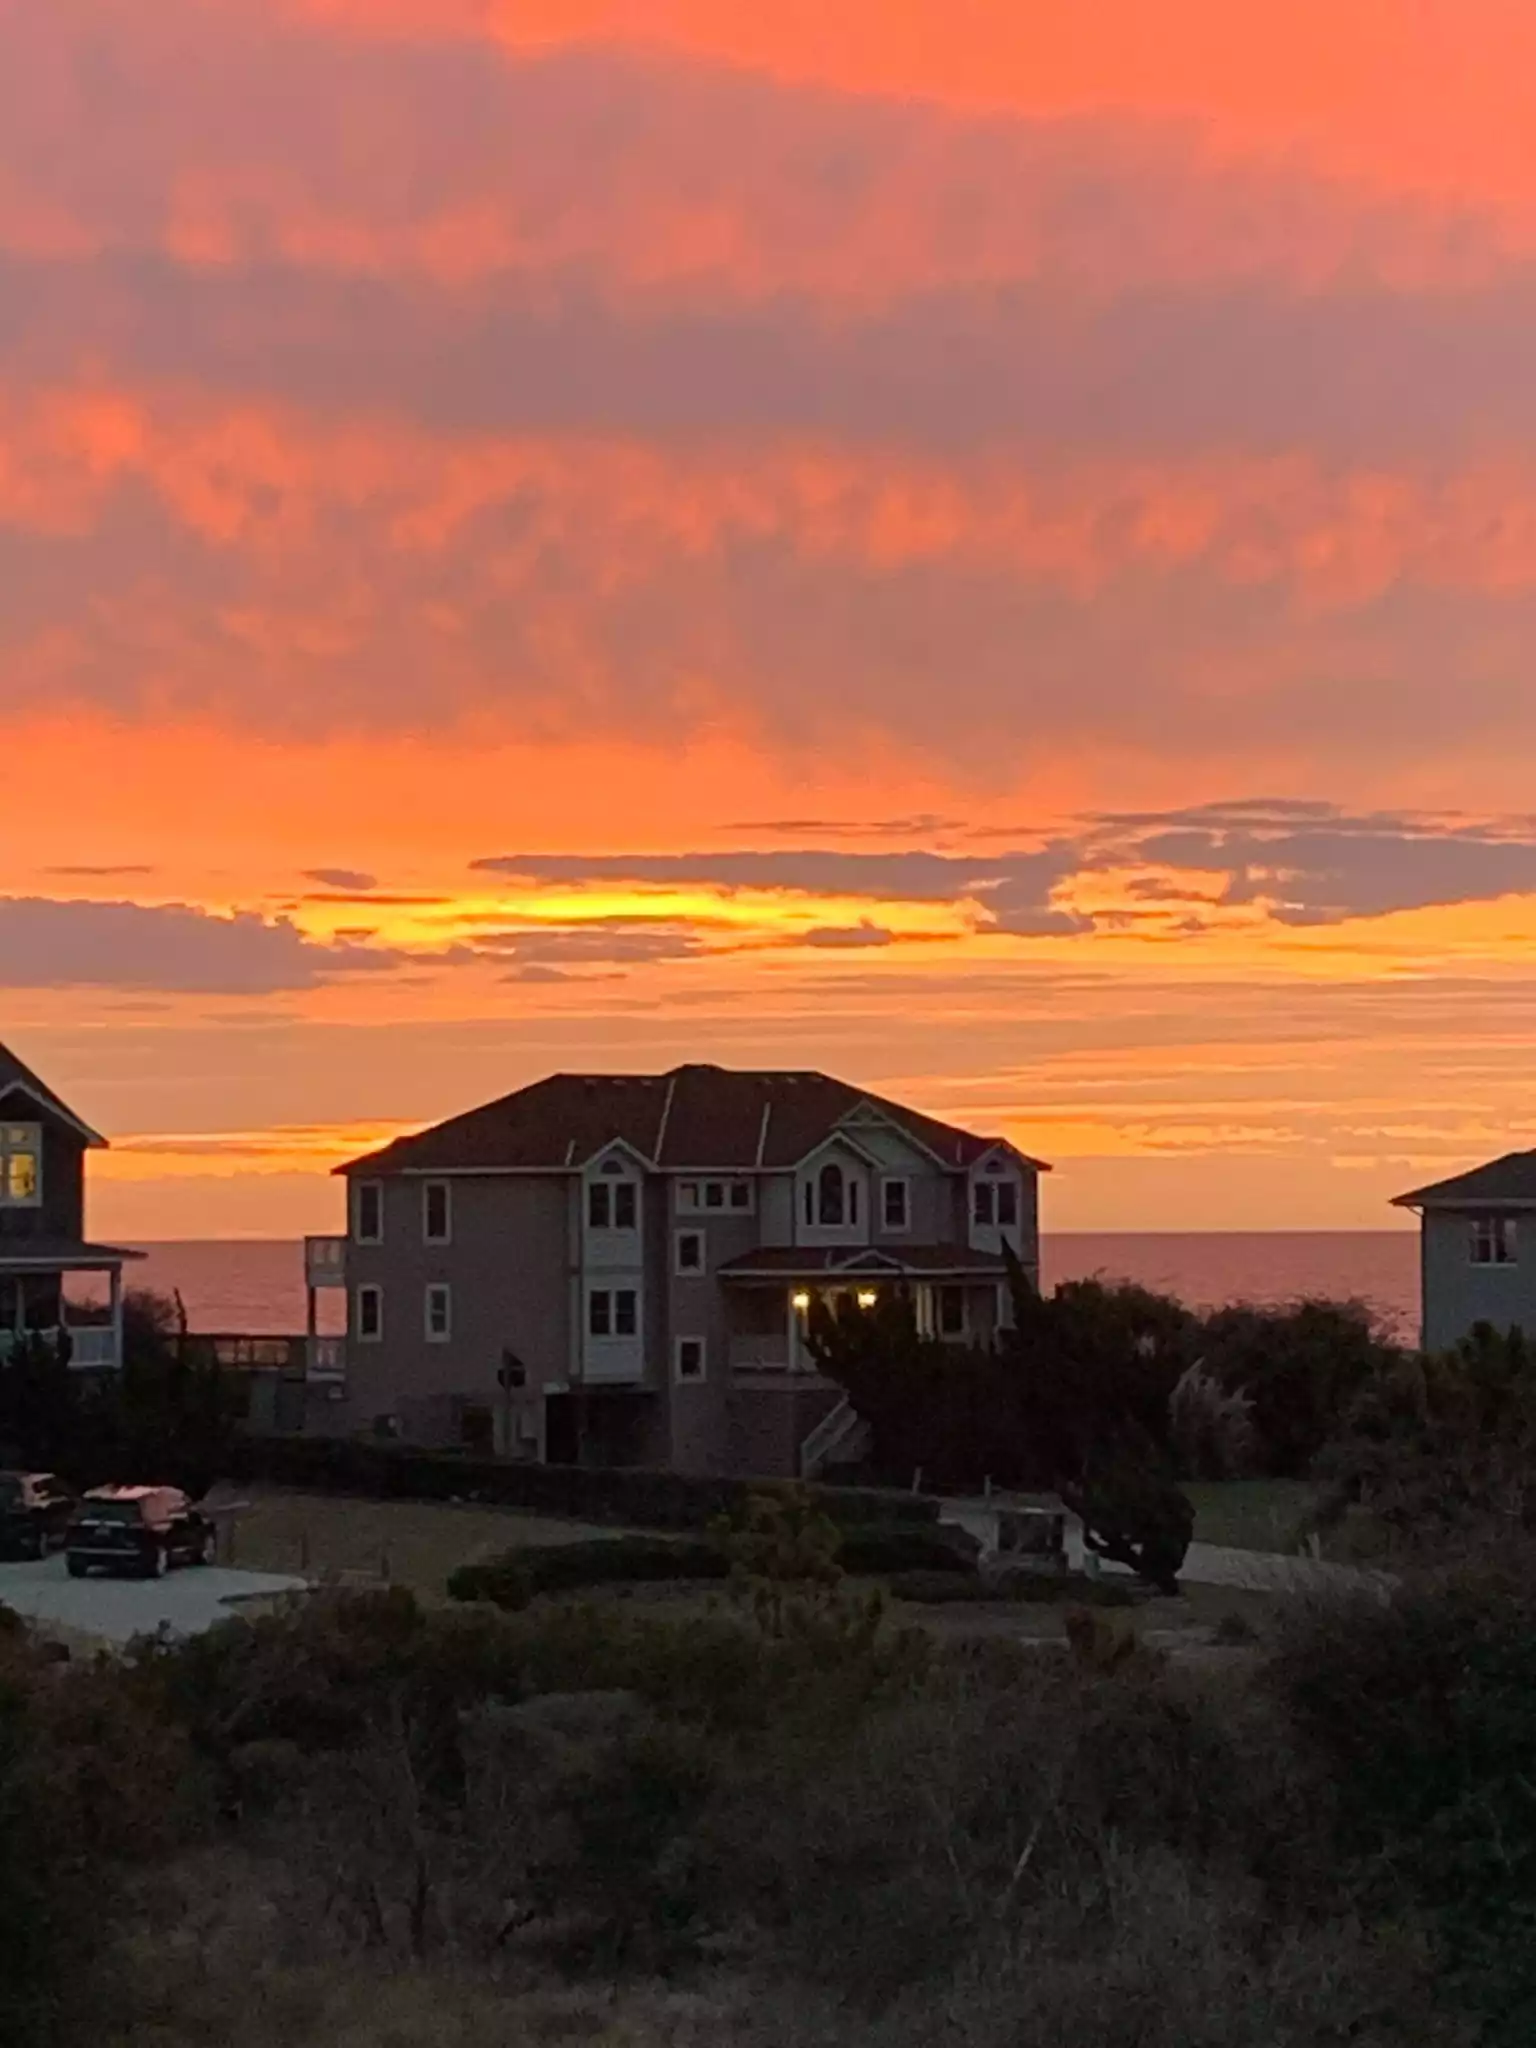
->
[339,1064,1050,1179]
[1393,1151,1536,1208]
[0,1042,106,1146]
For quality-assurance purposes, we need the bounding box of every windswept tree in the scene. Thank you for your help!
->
[806,1257,1194,1592]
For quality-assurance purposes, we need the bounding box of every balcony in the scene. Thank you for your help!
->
[0,1324,121,1371]
[304,1235,347,1288]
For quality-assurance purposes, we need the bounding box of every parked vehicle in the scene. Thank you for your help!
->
[65,1486,213,1578]
[0,1471,80,1559]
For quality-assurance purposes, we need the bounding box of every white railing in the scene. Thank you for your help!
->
[799,1397,871,1480]
[304,1235,347,1288]
[67,1326,121,1370]
[0,1325,120,1370]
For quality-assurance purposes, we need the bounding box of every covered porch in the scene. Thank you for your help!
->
[0,1240,143,1372]
[718,1246,1010,1375]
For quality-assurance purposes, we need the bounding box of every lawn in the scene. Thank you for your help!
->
[1183,1479,1320,1553]
[206,1485,621,1597]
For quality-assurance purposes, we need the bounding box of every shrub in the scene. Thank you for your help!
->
[1169,1363,1256,1479]
[1271,1559,1536,2039]
[448,1535,730,1609]
[222,1436,938,1533]
[886,1569,1136,1608]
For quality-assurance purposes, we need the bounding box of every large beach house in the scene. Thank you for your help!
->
[0,1041,138,1370]
[322,1065,1049,1477]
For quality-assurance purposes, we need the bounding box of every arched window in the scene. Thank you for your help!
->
[818,1161,846,1226]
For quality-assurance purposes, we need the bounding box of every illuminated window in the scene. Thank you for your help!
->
[0,1125,39,1207]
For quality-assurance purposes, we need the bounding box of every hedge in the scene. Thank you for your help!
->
[448,1523,978,1609]
[223,1435,938,1533]
[448,1535,729,1608]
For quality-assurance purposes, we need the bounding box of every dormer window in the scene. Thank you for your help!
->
[0,1125,40,1207]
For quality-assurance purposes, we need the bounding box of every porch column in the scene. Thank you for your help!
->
[109,1265,123,1370]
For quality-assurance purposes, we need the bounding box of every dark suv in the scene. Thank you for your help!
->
[0,1472,79,1559]
[65,1486,213,1579]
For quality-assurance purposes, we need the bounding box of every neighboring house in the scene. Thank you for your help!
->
[325,1064,1049,1477]
[0,1041,139,1370]
[1393,1151,1536,1351]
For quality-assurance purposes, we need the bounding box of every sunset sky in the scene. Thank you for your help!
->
[6,0,1536,1238]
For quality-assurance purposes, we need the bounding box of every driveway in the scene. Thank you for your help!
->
[0,1554,309,1646]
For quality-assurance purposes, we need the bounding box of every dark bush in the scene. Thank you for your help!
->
[886,1569,1136,1608]
[223,1435,937,1532]
[448,1535,730,1609]
[837,1525,975,1575]
[1271,1561,1536,2040]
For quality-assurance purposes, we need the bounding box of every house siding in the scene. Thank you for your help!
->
[0,1090,86,1246]
[1420,1208,1536,1351]
[342,1173,572,1446]
[332,1070,1048,1478]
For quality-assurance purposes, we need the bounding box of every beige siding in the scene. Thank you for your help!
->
[342,1173,572,1443]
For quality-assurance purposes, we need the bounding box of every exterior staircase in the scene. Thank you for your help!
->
[798,1396,871,1481]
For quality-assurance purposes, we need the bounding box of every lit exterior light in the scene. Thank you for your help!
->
[791,1290,812,1313]
[857,1290,878,1309]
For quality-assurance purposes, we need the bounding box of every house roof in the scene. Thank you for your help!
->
[718,1244,1012,1281]
[339,1065,1051,1179]
[0,1238,142,1271]
[1393,1151,1536,1210]
[0,1043,107,1147]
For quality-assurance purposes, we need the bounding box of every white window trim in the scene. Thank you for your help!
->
[587,1285,640,1339]
[422,1180,452,1246]
[674,1335,707,1384]
[356,1283,384,1343]
[0,1122,41,1209]
[675,1229,706,1278]
[677,1178,754,1215]
[424,1282,452,1343]
[589,1178,639,1231]
[354,1179,384,1245]
[880,1175,911,1234]
[1470,1215,1518,1267]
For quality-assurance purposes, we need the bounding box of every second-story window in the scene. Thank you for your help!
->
[974,1178,1019,1229]
[1471,1216,1518,1266]
[423,1181,451,1244]
[676,1230,704,1276]
[355,1180,383,1244]
[818,1162,846,1226]
[589,1180,638,1230]
[0,1125,40,1207]
[882,1178,910,1231]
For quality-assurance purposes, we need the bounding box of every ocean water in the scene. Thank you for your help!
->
[127,1232,1421,1340]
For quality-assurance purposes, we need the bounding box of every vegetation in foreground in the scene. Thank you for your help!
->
[4,1464,1535,2048]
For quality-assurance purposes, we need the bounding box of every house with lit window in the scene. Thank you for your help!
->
[0,1042,139,1370]
[1393,1152,1536,1351]
[321,1064,1049,1477]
